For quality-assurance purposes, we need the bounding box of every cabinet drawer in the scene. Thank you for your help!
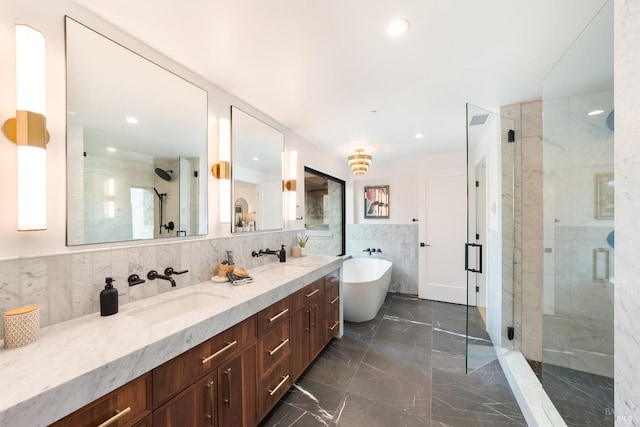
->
[257,322,290,377]
[153,315,256,408]
[50,373,151,427]
[326,281,340,308]
[290,279,324,312]
[324,270,340,291]
[257,355,291,421]
[257,297,290,337]
[326,304,340,340]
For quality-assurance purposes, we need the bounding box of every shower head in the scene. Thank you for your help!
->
[155,168,173,181]
[469,114,489,126]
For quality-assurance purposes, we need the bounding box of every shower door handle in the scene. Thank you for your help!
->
[465,243,483,274]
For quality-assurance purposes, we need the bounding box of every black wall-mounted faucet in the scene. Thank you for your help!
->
[252,245,286,262]
[147,270,176,287]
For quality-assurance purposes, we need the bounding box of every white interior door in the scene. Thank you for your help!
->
[419,174,467,304]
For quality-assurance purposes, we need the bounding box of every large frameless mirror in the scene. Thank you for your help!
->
[65,17,208,245]
[230,106,284,232]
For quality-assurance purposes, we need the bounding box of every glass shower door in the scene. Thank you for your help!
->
[465,103,514,373]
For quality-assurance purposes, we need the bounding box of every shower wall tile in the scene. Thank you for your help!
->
[521,101,542,138]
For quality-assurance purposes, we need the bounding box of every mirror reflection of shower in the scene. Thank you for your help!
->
[153,187,174,235]
[154,167,175,235]
[155,167,173,182]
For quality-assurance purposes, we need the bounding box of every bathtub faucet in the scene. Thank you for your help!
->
[363,248,381,255]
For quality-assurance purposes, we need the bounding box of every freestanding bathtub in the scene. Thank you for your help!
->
[342,257,392,322]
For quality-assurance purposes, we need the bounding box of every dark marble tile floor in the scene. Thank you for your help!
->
[259,294,526,427]
[530,360,614,427]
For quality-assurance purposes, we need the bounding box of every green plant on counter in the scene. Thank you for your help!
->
[236,216,244,227]
[296,233,309,248]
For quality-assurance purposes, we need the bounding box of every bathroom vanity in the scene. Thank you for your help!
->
[0,255,342,426]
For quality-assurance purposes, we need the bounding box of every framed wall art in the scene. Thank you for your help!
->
[595,173,614,219]
[364,185,389,219]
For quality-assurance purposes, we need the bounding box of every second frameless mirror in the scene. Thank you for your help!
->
[231,107,284,232]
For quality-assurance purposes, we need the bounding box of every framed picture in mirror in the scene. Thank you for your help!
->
[364,185,389,219]
[596,173,614,219]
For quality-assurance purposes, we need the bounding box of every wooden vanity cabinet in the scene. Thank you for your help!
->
[153,316,257,427]
[50,372,151,427]
[256,299,292,421]
[290,278,325,381]
[325,272,341,342]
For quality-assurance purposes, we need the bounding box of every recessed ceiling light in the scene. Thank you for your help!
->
[387,19,409,37]
[252,156,259,161]
[588,110,604,116]
[107,147,116,152]
[125,116,138,124]
[414,132,424,139]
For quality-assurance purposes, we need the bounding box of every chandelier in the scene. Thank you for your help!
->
[348,148,372,176]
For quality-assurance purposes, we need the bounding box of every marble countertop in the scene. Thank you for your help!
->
[0,255,342,427]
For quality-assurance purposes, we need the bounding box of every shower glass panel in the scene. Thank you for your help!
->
[465,103,515,373]
[542,0,614,423]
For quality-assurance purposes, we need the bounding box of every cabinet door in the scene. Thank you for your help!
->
[217,346,256,427]
[309,302,325,360]
[290,306,311,381]
[153,374,217,427]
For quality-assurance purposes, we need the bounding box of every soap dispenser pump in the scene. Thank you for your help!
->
[100,277,118,316]
[279,244,286,263]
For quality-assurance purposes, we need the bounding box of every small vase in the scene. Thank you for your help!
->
[237,226,243,232]
[292,246,301,258]
[300,247,308,257]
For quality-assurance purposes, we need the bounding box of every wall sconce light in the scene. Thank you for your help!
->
[2,24,48,231]
[348,148,372,176]
[213,117,231,223]
[285,149,298,221]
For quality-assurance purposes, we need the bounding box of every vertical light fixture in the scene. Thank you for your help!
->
[212,117,231,223]
[105,178,115,218]
[285,149,298,221]
[2,24,48,231]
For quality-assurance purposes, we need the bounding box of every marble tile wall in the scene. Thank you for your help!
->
[345,224,418,295]
[501,100,544,362]
[615,0,640,419]
[306,179,343,256]
[0,230,298,339]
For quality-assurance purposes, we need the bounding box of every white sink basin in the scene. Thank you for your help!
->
[260,263,308,276]
[128,291,228,324]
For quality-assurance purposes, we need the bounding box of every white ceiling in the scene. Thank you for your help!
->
[73,0,607,165]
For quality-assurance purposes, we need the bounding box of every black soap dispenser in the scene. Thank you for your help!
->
[279,244,286,263]
[100,277,118,316]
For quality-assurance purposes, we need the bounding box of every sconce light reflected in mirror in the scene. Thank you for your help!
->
[286,149,297,221]
[1,24,48,231]
[214,117,231,223]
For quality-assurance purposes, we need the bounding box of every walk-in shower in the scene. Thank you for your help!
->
[541,0,614,424]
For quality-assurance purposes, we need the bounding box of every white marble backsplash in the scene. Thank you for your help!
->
[0,230,299,339]
[346,224,418,295]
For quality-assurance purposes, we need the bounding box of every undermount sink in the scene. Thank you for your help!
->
[260,263,308,276]
[128,291,229,324]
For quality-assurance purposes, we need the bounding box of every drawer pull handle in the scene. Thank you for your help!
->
[96,407,131,427]
[224,368,232,408]
[329,320,340,331]
[306,288,320,298]
[330,296,340,304]
[268,375,290,396]
[202,340,238,364]
[268,338,290,356]
[206,380,214,425]
[328,276,339,283]
[268,308,289,322]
